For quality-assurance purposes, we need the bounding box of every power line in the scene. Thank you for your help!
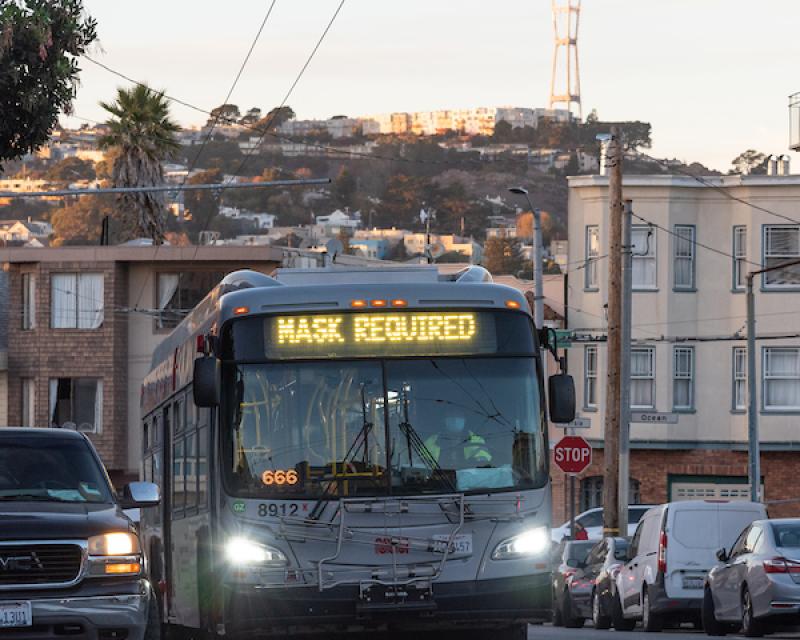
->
[635,150,800,226]
[230,0,346,180]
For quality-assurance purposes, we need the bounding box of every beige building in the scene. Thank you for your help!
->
[559,173,800,519]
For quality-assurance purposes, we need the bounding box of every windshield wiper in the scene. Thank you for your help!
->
[0,493,74,502]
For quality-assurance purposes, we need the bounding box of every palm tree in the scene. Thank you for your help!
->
[99,85,180,243]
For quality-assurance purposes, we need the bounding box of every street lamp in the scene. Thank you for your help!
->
[508,187,544,329]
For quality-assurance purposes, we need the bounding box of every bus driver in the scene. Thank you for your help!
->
[423,405,492,469]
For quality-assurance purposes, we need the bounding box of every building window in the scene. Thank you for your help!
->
[733,347,747,411]
[584,225,599,290]
[733,226,747,290]
[22,273,36,330]
[49,378,102,432]
[673,346,694,410]
[584,345,598,408]
[21,378,35,427]
[763,347,800,411]
[580,476,641,511]
[156,271,225,330]
[763,226,800,289]
[632,226,657,290]
[51,273,104,329]
[631,346,655,409]
[673,225,695,290]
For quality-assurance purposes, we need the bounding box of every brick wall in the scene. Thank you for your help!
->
[6,262,128,473]
[551,447,800,525]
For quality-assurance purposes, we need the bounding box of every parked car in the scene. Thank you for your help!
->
[704,518,800,637]
[551,505,653,542]
[0,428,160,640]
[568,537,629,629]
[551,539,595,627]
[614,500,767,632]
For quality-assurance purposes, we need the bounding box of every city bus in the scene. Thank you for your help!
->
[139,265,575,639]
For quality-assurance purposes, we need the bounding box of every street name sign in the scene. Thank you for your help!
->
[553,435,592,474]
[556,417,591,429]
[631,412,679,424]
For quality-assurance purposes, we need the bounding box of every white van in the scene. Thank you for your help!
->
[613,500,767,631]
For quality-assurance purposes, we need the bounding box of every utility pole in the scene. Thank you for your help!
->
[603,127,623,536]
[618,199,633,534]
[745,257,800,502]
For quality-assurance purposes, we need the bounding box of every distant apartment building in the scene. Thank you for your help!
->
[277,117,361,139]
[559,173,800,522]
[359,106,573,136]
[353,227,409,246]
[218,206,276,229]
[315,209,361,234]
[403,233,483,264]
[349,238,390,260]
[0,245,286,483]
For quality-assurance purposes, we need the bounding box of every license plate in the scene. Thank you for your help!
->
[432,534,473,555]
[682,577,704,590]
[0,602,31,628]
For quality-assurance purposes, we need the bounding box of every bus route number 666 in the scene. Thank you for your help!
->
[261,469,300,486]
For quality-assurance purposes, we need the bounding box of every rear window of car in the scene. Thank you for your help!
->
[613,539,629,560]
[579,510,603,528]
[567,541,595,561]
[629,507,649,524]
[772,524,800,548]
[672,508,762,550]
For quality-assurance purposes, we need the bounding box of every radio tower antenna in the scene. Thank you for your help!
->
[549,0,582,120]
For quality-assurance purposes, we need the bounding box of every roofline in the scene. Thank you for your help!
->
[0,245,288,264]
[568,174,800,189]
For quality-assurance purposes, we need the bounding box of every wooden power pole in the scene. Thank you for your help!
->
[603,126,623,536]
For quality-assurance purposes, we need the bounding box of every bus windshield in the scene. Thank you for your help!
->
[222,356,545,498]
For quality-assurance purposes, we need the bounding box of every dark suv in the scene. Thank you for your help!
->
[0,428,160,640]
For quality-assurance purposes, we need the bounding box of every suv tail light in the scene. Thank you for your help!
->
[763,557,800,574]
[657,531,667,574]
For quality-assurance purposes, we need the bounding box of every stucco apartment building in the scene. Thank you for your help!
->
[554,173,800,523]
[0,245,286,484]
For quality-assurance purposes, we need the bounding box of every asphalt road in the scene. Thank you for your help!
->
[527,624,800,640]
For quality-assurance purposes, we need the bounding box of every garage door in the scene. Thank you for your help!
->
[670,479,762,502]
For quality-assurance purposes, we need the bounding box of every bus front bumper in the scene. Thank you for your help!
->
[224,573,551,635]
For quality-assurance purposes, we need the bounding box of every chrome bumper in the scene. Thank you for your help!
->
[1,593,148,640]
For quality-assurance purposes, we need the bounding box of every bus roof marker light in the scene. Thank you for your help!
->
[505,300,521,309]
[391,299,408,307]
[370,299,387,307]
[233,306,250,315]
[351,299,367,308]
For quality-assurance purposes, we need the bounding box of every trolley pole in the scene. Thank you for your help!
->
[618,199,633,534]
[603,127,623,537]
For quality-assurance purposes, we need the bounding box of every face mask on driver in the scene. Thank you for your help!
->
[444,416,466,434]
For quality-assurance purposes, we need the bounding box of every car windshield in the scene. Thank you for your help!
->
[222,357,545,498]
[630,507,649,524]
[0,435,112,503]
[772,523,800,548]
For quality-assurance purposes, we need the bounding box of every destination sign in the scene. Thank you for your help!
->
[262,311,505,359]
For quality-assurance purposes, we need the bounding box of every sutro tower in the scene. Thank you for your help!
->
[549,0,582,120]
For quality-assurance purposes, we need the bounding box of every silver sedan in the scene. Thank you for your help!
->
[703,518,800,637]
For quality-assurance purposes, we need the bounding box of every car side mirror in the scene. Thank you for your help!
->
[121,481,160,508]
[716,548,729,562]
[193,356,220,408]
[549,373,576,424]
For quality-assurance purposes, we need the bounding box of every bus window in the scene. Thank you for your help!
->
[143,420,149,453]
[185,431,197,511]
[175,397,185,434]
[173,437,185,515]
[198,425,208,509]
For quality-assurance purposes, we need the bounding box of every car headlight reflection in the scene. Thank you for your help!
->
[492,526,550,560]
[225,537,287,567]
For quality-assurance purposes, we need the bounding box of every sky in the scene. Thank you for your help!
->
[67,0,800,172]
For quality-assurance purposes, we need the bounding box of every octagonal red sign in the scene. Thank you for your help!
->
[553,436,592,474]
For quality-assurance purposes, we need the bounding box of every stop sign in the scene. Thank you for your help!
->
[553,436,592,474]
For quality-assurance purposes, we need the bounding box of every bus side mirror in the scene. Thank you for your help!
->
[193,356,220,408]
[548,373,576,424]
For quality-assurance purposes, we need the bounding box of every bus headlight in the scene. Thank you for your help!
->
[492,527,550,560]
[225,537,287,566]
